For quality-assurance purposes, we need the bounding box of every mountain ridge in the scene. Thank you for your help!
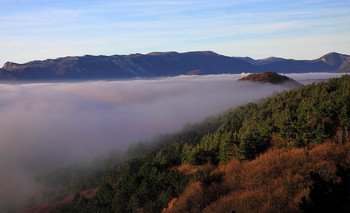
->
[1,51,349,81]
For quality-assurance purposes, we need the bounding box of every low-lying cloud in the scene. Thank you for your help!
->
[0,73,345,211]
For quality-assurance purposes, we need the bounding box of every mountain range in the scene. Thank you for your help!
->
[0,51,349,81]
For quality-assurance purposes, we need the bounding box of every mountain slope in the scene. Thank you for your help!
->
[320,52,350,73]
[1,52,350,81]
[25,75,350,213]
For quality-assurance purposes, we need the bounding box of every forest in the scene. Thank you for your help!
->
[26,75,350,213]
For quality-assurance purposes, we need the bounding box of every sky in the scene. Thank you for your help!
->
[0,0,350,65]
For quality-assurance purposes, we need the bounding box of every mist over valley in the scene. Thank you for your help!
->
[1,0,350,212]
[0,72,345,212]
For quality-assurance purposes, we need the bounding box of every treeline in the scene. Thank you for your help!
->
[50,75,350,212]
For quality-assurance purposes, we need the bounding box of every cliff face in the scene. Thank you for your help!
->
[1,51,349,81]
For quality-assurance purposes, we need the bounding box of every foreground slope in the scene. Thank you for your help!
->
[1,52,350,81]
[26,75,350,213]
[164,142,350,213]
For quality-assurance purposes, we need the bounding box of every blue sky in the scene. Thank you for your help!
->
[0,0,349,65]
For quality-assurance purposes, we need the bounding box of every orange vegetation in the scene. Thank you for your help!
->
[170,163,216,176]
[23,188,98,213]
[164,142,350,213]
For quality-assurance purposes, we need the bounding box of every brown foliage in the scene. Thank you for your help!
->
[162,198,178,213]
[164,142,350,213]
[271,134,285,149]
[165,181,204,213]
[335,126,350,144]
[170,163,215,176]
[23,188,98,213]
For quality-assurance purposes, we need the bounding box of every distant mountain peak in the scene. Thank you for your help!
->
[260,56,283,61]
[234,56,285,65]
[3,62,19,70]
[320,52,350,59]
[319,52,350,67]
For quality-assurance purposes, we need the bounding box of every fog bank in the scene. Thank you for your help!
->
[0,73,345,211]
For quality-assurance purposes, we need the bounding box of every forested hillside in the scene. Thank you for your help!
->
[27,75,350,213]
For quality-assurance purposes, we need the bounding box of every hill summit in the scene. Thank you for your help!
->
[238,71,303,87]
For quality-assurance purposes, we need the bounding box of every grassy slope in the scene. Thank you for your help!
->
[165,142,350,213]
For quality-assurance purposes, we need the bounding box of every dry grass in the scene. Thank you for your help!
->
[164,142,350,213]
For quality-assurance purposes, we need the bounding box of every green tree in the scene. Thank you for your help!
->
[72,192,88,213]
[95,180,114,212]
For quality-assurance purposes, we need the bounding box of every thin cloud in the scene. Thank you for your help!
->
[0,0,350,65]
